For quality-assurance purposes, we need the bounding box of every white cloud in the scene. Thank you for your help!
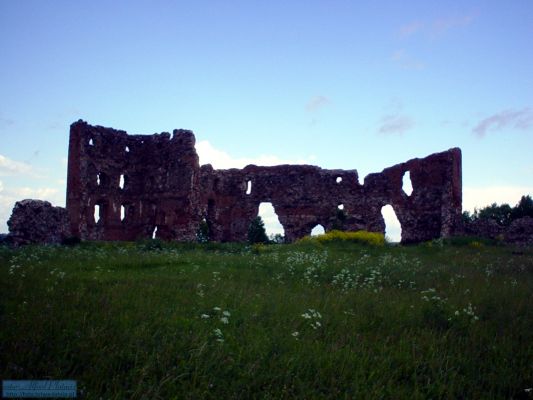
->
[463,186,533,211]
[4,187,62,201]
[0,154,35,176]
[196,140,314,169]
[0,186,64,233]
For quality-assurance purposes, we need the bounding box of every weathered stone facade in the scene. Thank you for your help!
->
[7,200,70,246]
[505,217,533,246]
[66,120,462,243]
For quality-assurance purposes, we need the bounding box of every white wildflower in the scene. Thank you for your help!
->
[213,328,224,343]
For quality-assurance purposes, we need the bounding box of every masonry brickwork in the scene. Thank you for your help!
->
[65,120,463,243]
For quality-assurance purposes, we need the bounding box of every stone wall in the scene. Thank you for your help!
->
[66,121,201,241]
[7,200,70,246]
[461,216,533,246]
[66,120,463,243]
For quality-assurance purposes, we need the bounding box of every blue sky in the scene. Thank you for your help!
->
[1,1,532,239]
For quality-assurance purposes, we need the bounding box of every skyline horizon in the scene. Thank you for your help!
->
[1,118,529,242]
[1,1,532,240]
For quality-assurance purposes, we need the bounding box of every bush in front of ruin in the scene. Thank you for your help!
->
[297,230,385,246]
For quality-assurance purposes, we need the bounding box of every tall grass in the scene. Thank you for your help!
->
[0,240,532,399]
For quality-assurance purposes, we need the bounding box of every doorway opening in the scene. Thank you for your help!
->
[381,204,401,242]
[310,224,325,236]
[258,202,285,241]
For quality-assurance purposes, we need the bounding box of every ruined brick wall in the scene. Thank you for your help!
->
[7,200,70,245]
[67,121,201,241]
[66,120,462,243]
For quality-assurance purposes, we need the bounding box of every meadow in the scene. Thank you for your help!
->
[1,238,532,399]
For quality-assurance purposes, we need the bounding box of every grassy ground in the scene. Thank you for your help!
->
[1,239,532,399]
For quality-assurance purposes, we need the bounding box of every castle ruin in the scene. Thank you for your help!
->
[65,120,462,243]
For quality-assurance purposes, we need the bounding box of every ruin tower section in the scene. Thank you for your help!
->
[363,148,462,243]
[66,120,462,244]
[66,120,201,241]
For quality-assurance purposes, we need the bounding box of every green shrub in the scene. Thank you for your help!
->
[297,230,385,246]
[196,219,210,243]
[136,238,164,251]
[247,216,269,244]
[439,236,499,247]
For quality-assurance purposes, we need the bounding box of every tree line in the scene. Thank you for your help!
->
[462,195,533,226]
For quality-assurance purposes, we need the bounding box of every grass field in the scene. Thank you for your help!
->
[1,239,532,399]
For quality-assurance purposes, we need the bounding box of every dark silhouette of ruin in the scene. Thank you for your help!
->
[66,120,462,243]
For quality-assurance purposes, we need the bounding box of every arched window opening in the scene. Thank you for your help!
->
[125,146,130,153]
[96,172,108,187]
[381,204,401,243]
[152,226,158,239]
[402,171,413,196]
[258,202,285,240]
[197,217,210,243]
[88,138,94,146]
[336,176,342,183]
[311,224,325,236]
[246,180,252,195]
[94,202,106,224]
[119,174,125,189]
[120,205,126,221]
[207,199,216,214]
[94,205,100,223]
[337,203,344,210]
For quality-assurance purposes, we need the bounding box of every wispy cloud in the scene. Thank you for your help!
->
[391,49,425,70]
[0,116,14,128]
[378,115,414,135]
[472,108,533,138]
[378,99,414,135]
[0,154,35,176]
[305,95,330,112]
[398,21,424,38]
[196,140,314,169]
[431,14,475,37]
[398,13,476,39]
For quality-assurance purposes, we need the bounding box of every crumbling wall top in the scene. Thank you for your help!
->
[64,120,462,243]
